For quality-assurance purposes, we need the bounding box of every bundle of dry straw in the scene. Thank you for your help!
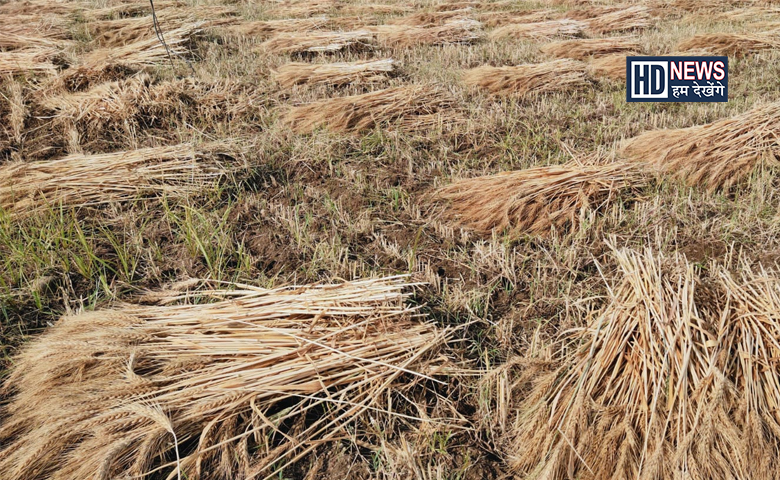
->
[476,9,556,28]
[273,58,396,88]
[489,19,585,40]
[621,102,780,192]
[0,49,59,75]
[677,32,780,56]
[0,276,448,480]
[260,30,375,54]
[388,8,473,26]
[464,59,588,96]
[507,247,780,479]
[587,53,630,80]
[431,160,644,237]
[226,17,332,38]
[0,144,230,215]
[373,19,483,47]
[583,5,652,33]
[283,85,453,134]
[56,23,203,91]
[541,37,640,60]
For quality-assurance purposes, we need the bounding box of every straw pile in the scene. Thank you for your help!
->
[0,49,59,76]
[0,144,230,215]
[86,14,204,47]
[490,19,586,40]
[283,85,453,134]
[464,59,588,96]
[476,9,556,27]
[374,19,483,47]
[226,17,332,38]
[0,276,448,480]
[260,30,375,54]
[587,53,629,80]
[541,37,640,60]
[1,77,28,147]
[431,161,643,237]
[388,8,473,26]
[57,23,203,91]
[583,5,652,33]
[273,58,396,88]
[677,32,780,56]
[565,4,628,19]
[621,102,780,192]
[507,246,780,479]
[0,0,82,15]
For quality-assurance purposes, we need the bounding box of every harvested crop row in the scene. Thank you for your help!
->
[541,37,640,60]
[388,8,473,26]
[464,59,589,96]
[0,144,232,215]
[431,160,644,237]
[489,19,585,40]
[260,30,375,54]
[0,277,448,480]
[0,49,60,76]
[273,58,397,88]
[507,246,780,479]
[622,101,780,192]
[476,9,556,27]
[371,19,483,47]
[587,53,630,80]
[283,85,454,134]
[582,5,652,33]
[677,32,780,56]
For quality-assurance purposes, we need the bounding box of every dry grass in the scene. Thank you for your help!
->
[0,0,82,15]
[431,160,644,237]
[587,53,629,80]
[583,5,652,34]
[283,85,453,134]
[622,102,780,192]
[489,19,586,40]
[0,276,448,480]
[374,19,483,47]
[260,30,375,54]
[226,17,332,38]
[55,23,203,91]
[0,144,232,215]
[541,37,640,60]
[86,13,226,48]
[506,246,780,479]
[677,32,780,56]
[273,58,397,88]
[463,59,588,96]
[476,9,557,27]
[388,8,473,26]
[0,49,59,75]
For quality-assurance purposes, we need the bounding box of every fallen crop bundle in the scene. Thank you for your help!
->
[476,9,556,27]
[56,23,203,91]
[0,276,448,480]
[541,37,640,60]
[260,30,375,54]
[489,19,586,40]
[0,144,230,215]
[464,59,588,96]
[273,58,396,88]
[388,8,473,26]
[87,13,207,47]
[506,247,780,479]
[374,19,482,47]
[0,49,59,75]
[283,85,454,134]
[587,53,630,80]
[41,75,261,150]
[226,17,332,38]
[677,32,780,56]
[583,5,652,33]
[621,102,780,192]
[431,160,644,237]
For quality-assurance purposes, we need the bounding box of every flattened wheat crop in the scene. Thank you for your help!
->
[541,37,640,60]
[506,247,780,480]
[260,30,375,54]
[622,102,780,192]
[489,19,586,40]
[273,58,396,88]
[677,32,780,56]
[463,59,588,96]
[0,277,449,480]
[0,144,231,215]
[283,85,454,134]
[431,161,644,237]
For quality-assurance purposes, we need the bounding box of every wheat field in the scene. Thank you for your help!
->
[2,0,780,478]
